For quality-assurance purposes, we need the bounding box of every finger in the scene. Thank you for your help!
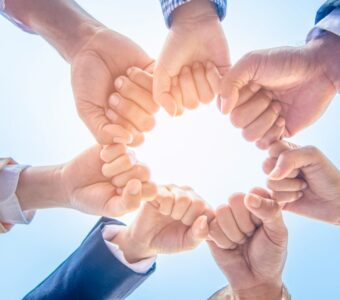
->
[183,215,209,249]
[263,157,299,179]
[192,62,214,104]
[267,178,307,192]
[230,91,272,129]
[219,52,263,114]
[256,117,285,150]
[107,179,142,216]
[248,187,269,226]
[242,102,282,142]
[170,76,185,116]
[116,73,159,114]
[112,163,151,187]
[141,182,158,202]
[228,193,256,236]
[100,144,127,163]
[216,204,246,244]
[181,195,207,226]
[269,146,324,180]
[244,193,288,246]
[179,66,200,110]
[208,218,237,249]
[268,141,299,159]
[102,152,136,178]
[106,109,144,147]
[170,187,192,220]
[206,61,222,94]
[235,83,262,107]
[156,185,175,216]
[153,66,177,116]
[109,93,155,132]
[272,191,304,203]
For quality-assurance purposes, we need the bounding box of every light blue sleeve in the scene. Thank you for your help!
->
[159,0,227,28]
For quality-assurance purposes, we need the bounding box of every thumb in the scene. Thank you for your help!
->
[184,215,209,249]
[107,179,142,217]
[153,64,177,116]
[244,193,288,246]
[219,52,261,115]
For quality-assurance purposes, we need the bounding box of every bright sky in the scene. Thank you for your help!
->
[1,1,339,299]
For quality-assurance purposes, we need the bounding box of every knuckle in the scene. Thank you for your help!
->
[242,129,258,142]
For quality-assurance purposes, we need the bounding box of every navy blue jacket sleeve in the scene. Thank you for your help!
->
[315,0,340,23]
[23,217,155,300]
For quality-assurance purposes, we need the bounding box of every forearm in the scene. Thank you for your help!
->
[16,165,69,211]
[4,0,103,62]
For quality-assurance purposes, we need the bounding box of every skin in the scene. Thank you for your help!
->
[154,0,231,116]
[264,141,340,225]
[111,185,214,263]
[218,32,340,140]
[16,144,157,217]
[5,0,155,146]
[208,189,288,300]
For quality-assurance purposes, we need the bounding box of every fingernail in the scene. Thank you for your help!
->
[106,109,118,121]
[109,94,120,107]
[126,68,133,76]
[115,78,124,90]
[276,117,285,127]
[200,216,207,230]
[113,137,129,144]
[247,195,262,208]
[129,182,141,195]
[269,166,282,179]
[272,102,281,114]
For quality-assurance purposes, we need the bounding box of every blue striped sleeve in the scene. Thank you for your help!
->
[160,0,227,28]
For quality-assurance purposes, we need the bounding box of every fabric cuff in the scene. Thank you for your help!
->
[307,8,340,42]
[0,164,35,224]
[0,0,35,34]
[161,0,227,28]
[102,224,157,274]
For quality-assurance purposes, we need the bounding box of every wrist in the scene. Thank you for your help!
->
[172,0,218,28]
[308,31,340,90]
[5,0,104,62]
[231,281,283,300]
[111,228,154,264]
[16,165,68,211]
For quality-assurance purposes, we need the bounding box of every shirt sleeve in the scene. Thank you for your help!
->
[102,224,157,274]
[159,0,227,28]
[307,8,340,41]
[0,163,34,225]
[0,0,35,33]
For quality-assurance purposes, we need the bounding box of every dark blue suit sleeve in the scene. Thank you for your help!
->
[315,0,340,23]
[23,217,155,300]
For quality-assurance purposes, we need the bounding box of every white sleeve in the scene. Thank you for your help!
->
[0,164,35,224]
[102,224,157,274]
[307,8,340,42]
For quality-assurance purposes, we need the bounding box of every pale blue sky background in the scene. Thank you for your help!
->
[1,0,339,299]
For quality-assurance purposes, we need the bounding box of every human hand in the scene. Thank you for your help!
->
[264,141,340,225]
[154,0,230,116]
[71,28,154,145]
[112,185,214,263]
[208,189,288,300]
[219,32,340,142]
[60,144,157,217]
[106,67,159,147]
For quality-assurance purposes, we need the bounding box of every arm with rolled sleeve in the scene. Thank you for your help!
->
[24,218,156,300]
[159,0,227,27]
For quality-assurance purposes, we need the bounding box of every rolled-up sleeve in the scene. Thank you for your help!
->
[0,0,35,33]
[159,0,227,28]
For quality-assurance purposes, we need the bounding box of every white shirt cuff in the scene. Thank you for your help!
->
[102,224,156,274]
[307,8,340,42]
[0,164,35,224]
